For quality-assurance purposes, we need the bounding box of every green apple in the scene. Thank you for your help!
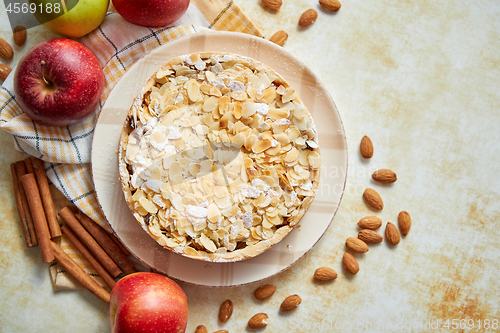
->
[30,0,109,38]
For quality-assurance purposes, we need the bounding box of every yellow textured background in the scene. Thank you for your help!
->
[0,0,499,332]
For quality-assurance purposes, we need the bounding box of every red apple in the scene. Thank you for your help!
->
[14,38,104,127]
[113,0,190,27]
[110,272,188,333]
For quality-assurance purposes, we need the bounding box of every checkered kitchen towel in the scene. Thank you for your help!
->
[0,0,261,290]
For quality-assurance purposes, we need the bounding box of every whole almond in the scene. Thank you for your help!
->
[358,229,383,243]
[0,64,12,82]
[218,299,233,323]
[269,30,288,47]
[360,135,374,158]
[372,169,397,183]
[13,25,27,46]
[261,0,282,11]
[342,253,359,274]
[194,325,208,333]
[398,211,411,236]
[385,222,400,246]
[345,237,369,253]
[0,38,13,60]
[357,216,382,230]
[299,9,318,28]
[314,267,338,281]
[248,313,269,329]
[280,295,302,311]
[363,188,384,210]
[254,284,276,300]
[214,331,229,333]
[319,0,341,11]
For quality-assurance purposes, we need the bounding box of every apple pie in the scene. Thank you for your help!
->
[118,52,320,262]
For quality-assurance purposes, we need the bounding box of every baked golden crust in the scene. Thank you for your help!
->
[118,52,320,262]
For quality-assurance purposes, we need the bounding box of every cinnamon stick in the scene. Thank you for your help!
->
[10,163,33,247]
[50,241,110,303]
[20,173,54,263]
[58,207,123,278]
[106,229,131,256]
[61,225,116,290]
[31,157,61,239]
[24,157,34,174]
[14,161,37,246]
[75,211,137,275]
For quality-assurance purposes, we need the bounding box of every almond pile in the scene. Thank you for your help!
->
[338,136,412,275]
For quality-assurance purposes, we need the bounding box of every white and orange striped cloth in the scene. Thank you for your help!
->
[0,0,261,289]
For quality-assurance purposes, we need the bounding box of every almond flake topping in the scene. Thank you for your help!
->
[121,52,320,260]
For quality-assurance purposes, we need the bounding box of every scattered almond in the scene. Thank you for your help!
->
[360,135,374,158]
[345,237,369,253]
[357,216,382,230]
[363,188,384,210]
[0,64,12,82]
[0,38,13,60]
[299,9,318,28]
[248,313,269,329]
[319,0,341,11]
[385,222,400,246]
[280,295,302,311]
[398,211,411,236]
[269,30,288,46]
[254,284,276,300]
[342,253,359,274]
[372,169,397,183]
[218,299,233,323]
[358,229,383,243]
[194,325,208,333]
[214,331,228,333]
[13,25,27,46]
[261,0,282,11]
[314,267,338,281]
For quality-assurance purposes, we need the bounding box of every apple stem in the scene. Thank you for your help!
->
[40,61,53,86]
